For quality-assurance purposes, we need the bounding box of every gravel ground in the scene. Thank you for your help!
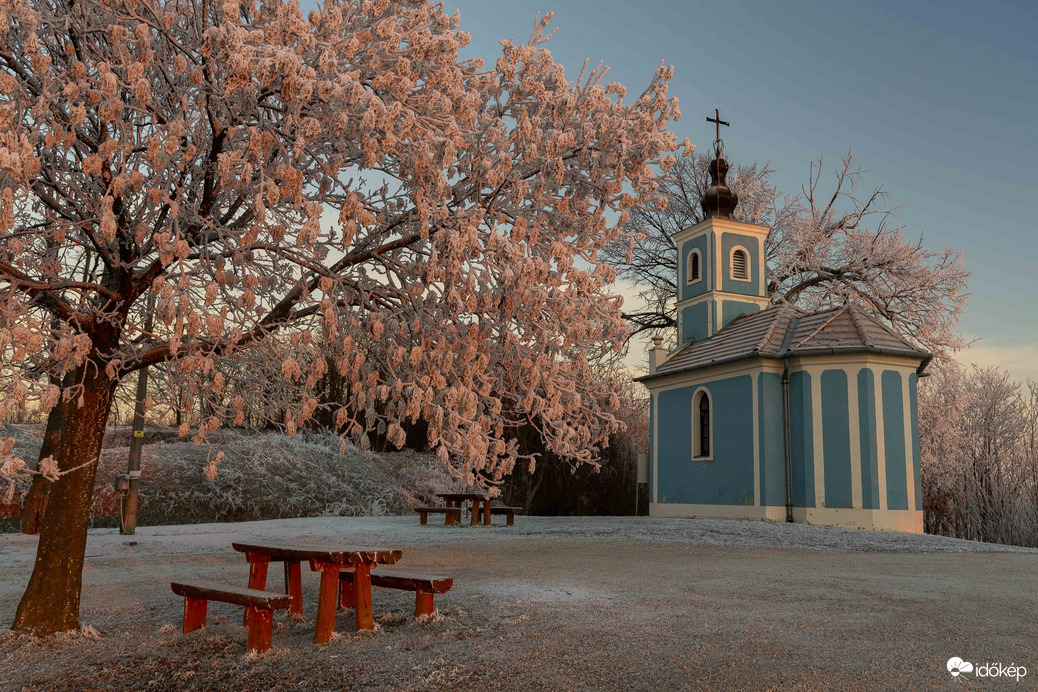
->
[1,516,1036,691]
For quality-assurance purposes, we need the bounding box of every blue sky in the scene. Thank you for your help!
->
[445,0,1038,379]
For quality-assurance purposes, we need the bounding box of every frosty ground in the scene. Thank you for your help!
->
[1,517,1036,691]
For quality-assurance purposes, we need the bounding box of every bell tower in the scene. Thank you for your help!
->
[673,110,771,346]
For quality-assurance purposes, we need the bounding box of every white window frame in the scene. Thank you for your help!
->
[686,248,703,285]
[692,387,714,460]
[729,246,751,282]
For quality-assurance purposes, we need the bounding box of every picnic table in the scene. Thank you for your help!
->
[437,492,491,526]
[231,541,401,643]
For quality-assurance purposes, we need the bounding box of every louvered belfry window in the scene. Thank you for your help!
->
[688,251,700,283]
[732,248,749,280]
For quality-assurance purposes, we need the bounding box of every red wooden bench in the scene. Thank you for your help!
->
[170,581,291,653]
[339,570,453,617]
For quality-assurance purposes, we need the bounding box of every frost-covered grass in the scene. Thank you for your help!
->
[1,516,1036,691]
[2,426,459,530]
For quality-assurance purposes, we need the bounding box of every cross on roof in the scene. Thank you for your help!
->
[706,108,729,149]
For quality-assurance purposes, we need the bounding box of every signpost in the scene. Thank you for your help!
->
[119,299,153,535]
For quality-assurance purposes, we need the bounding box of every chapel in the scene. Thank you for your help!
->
[635,116,929,532]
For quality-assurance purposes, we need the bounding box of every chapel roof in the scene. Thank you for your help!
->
[636,302,931,383]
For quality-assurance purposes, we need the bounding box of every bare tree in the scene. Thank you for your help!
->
[602,151,780,337]
[605,150,970,358]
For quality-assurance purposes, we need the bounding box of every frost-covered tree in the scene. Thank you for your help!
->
[919,363,1038,546]
[0,0,682,634]
[606,151,970,358]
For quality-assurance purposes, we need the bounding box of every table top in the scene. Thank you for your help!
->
[231,541,402,565]
[437,492,489,501]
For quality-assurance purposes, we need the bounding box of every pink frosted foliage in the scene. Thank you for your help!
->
[0,0,683,490]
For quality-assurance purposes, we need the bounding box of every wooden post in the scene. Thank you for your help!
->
[483,499,491,525]
[353,563,374,631]
[470,499,480,526]
[313,562,340,644]
[445,501,455,526]
[183,597,207,633]
[420,510,428,525]
[507,511,514,527]
[246,607,273,653]
[244,555,269,625]
[120,296,154,536]
[415,591,434,617]
[339,574,356,609]
[284,560,302,616]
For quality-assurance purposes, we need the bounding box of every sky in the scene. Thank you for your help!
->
[443,0,1038,380]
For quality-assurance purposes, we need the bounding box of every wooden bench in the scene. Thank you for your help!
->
[340,570,453,617]
[415,505,463,526]
[488,506,522,526]
[170,581,291,653]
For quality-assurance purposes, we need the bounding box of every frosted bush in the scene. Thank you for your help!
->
[89,427,442,524]
[3,425,457,528]
[119,430,418,525]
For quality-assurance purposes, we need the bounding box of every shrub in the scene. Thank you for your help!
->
[3,426,456,529]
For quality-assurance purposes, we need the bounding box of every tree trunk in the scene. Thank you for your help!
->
[20,375,74,535]
[12,365,116,635]
[521,462,545,515]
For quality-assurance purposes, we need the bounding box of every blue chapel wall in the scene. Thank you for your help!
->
[910,373,922,511]
[720,232,762,296]
[680,302,711,344]
[757,372,786,506]
[881,370,909,511]
[655,374,755,506]
[857,368,880,510]
[820,370,854,509]
[787,370,814,507]
[678,234,711,302]
[721,300,761,330]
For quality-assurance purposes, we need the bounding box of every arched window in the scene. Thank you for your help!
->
[692,388,712,459]
[730,247,750,281]
[687,249,702,284]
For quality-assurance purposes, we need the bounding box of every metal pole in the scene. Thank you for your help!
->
[120,298,154,535]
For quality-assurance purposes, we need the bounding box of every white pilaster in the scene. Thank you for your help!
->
[875,372,888,511]
[902,375,916,512]
[651,392,659,504]
[810,371,826,507]
[847,368,863,509]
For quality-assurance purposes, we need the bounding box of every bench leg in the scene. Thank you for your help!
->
[470,500,480,526]
[339,575,356,609]
[444,503,455,527]
[244,556,270,626]
[246,607,273,653]
[420,510,427,525]
[314,564,340,644]
[507,511,514,527]
[284,560,303,616]
[484,500,491,526]
[415,591,434,617]
[353,563,374,631]
[183,597,207,633]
